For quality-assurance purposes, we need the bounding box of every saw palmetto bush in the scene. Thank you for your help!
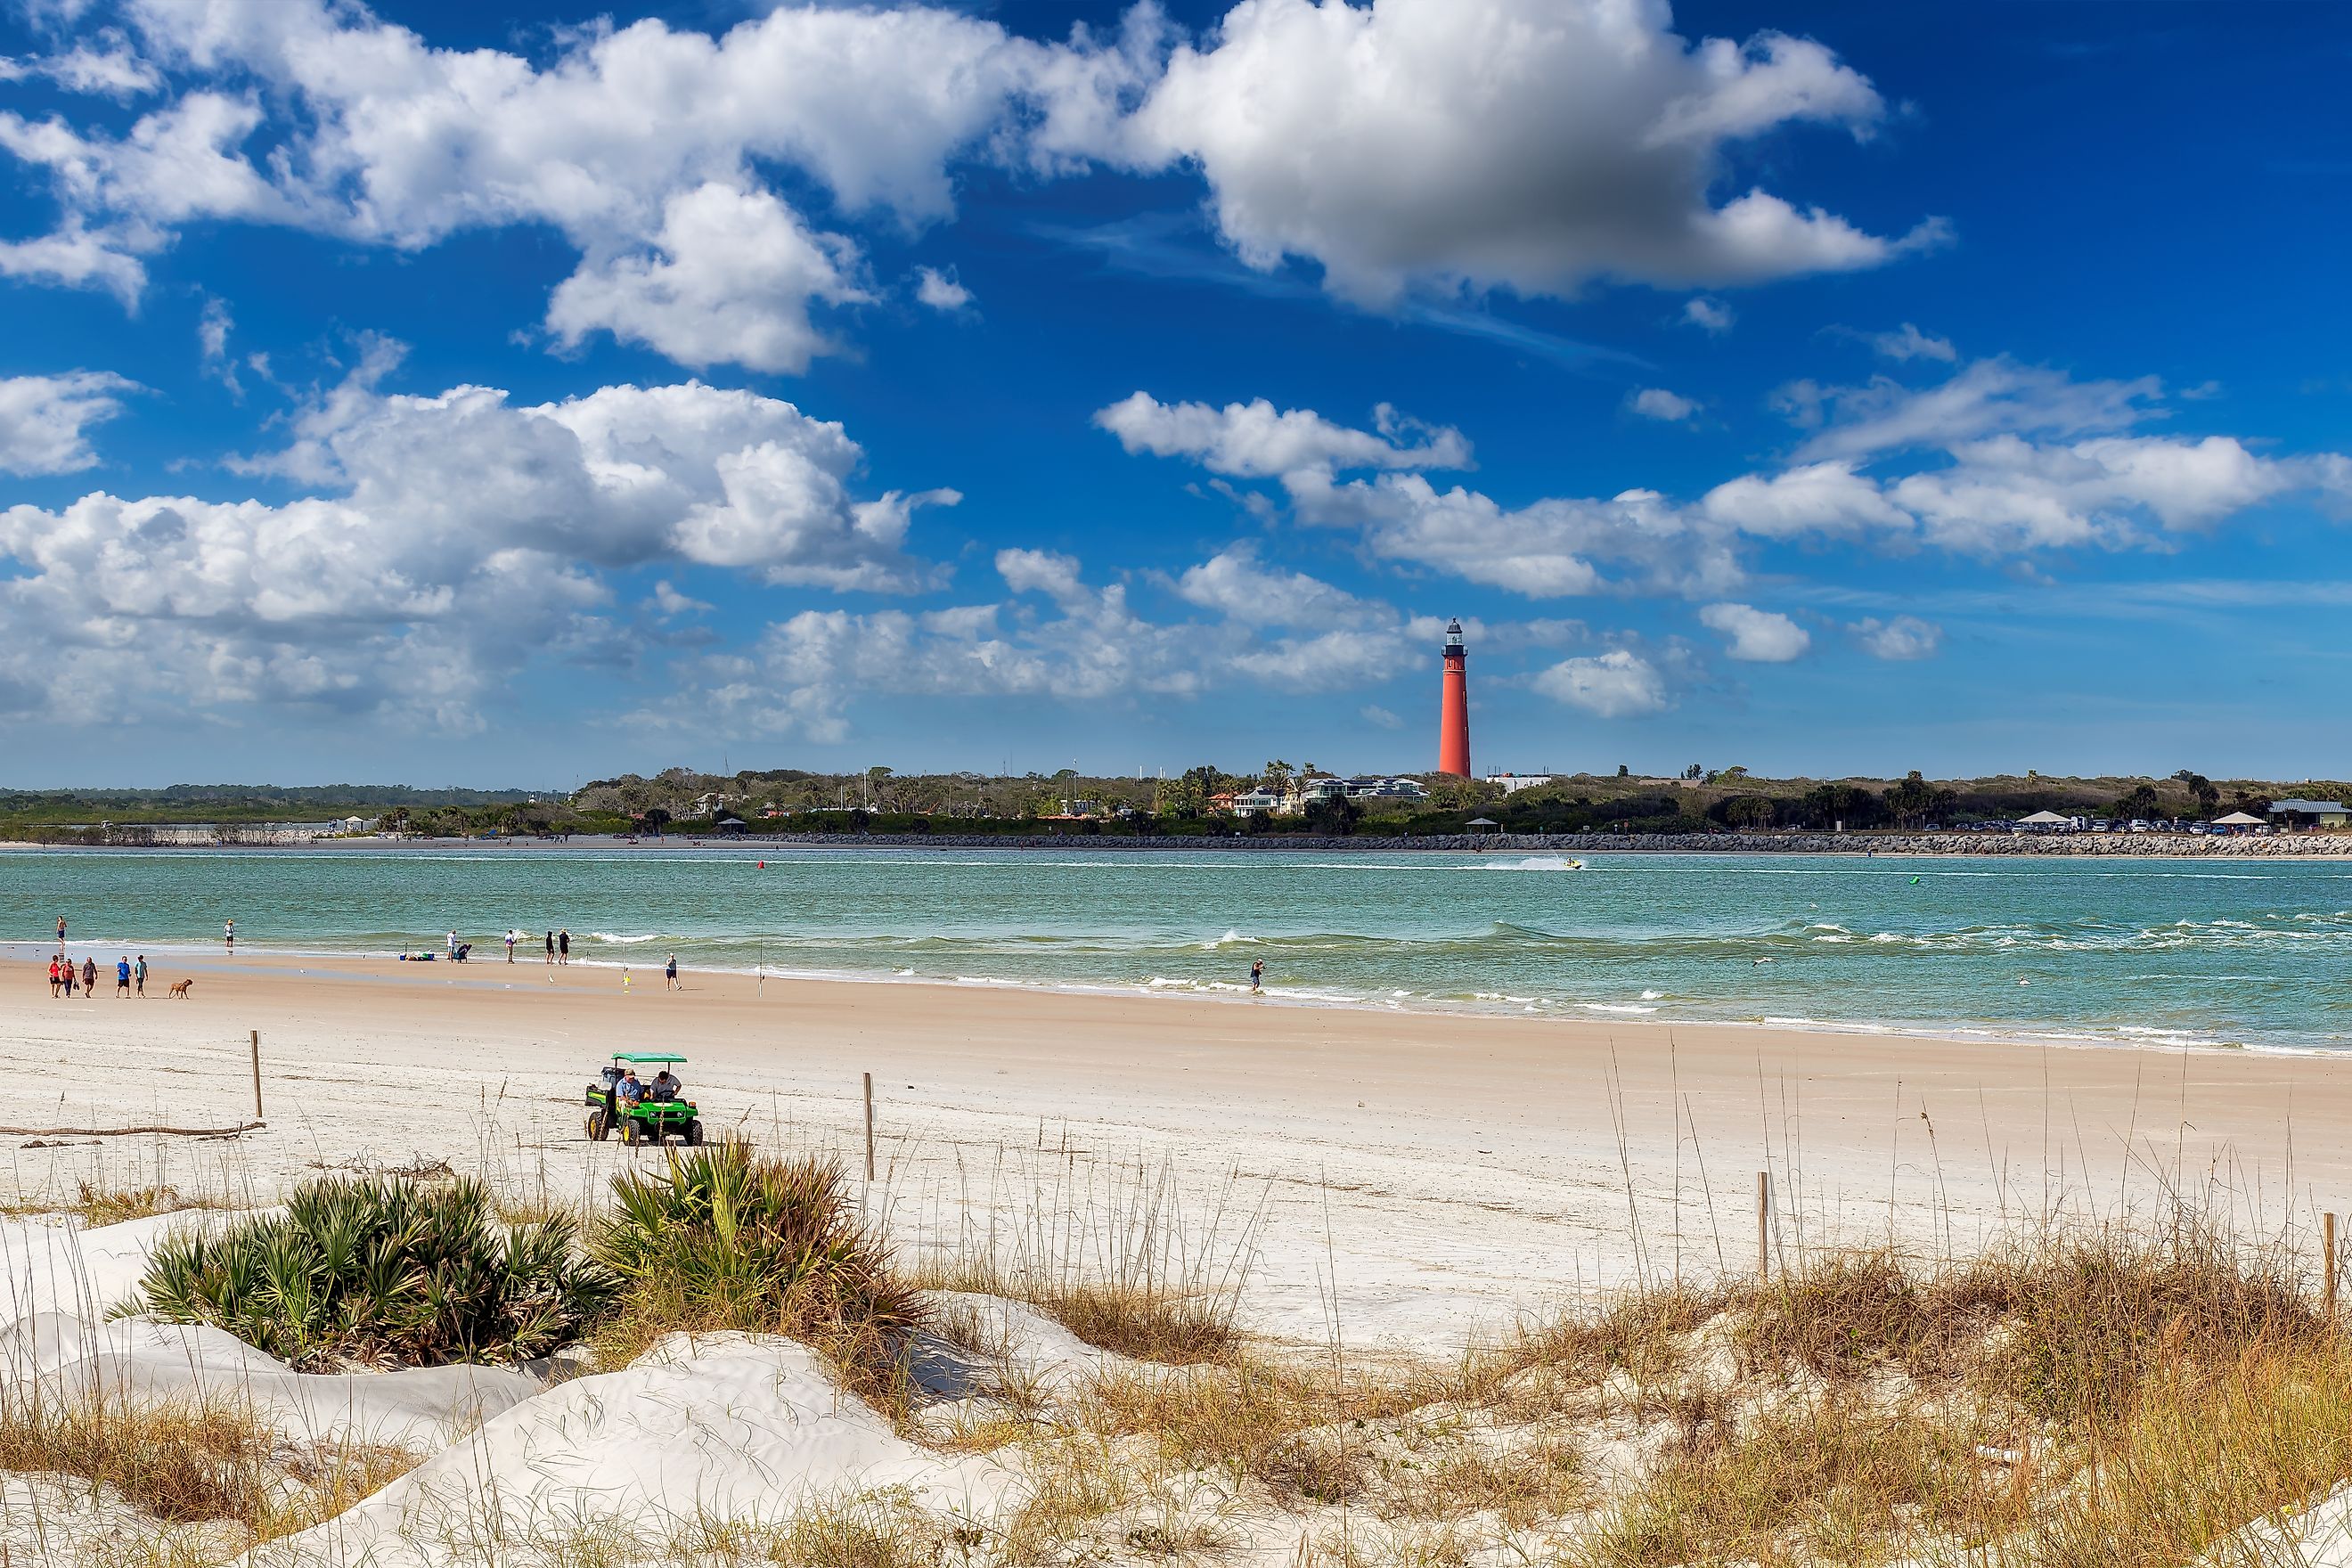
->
[124,1175,617,1369]
[588,1141,923,1391]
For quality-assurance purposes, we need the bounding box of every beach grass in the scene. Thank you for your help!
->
[0,1180,239,1227]
[585,1140,927,1403]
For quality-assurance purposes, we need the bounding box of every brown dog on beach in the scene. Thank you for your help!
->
[167,978,193,998]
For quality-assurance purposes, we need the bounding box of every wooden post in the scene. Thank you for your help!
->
[249,1030,263,1121]
[862,1072,875,1181]
[2327,1212,2338,1323]
[1757,1170,1770,1282]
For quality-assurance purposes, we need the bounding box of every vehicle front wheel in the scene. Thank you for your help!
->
[682,1120,702,1147]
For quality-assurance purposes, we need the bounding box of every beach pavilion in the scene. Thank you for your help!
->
[2267,799,2351,830]
[2014,810,2076,830]
[2212,811,2267,830]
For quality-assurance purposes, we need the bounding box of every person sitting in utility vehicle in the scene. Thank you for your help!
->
[618,1069,645,1105]
[649,1068,682,1101]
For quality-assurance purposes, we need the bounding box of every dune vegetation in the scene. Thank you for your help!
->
[18,1148,2352,1566]
[121,1175,615,1370]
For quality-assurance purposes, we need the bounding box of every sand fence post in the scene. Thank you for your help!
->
[863,1072,876,1182]
[249,1030,263,1121]
[2327,1213,2338,1323]
[1757,1171,1770,1282]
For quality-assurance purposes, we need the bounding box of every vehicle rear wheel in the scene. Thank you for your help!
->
[585,1108,609,1142]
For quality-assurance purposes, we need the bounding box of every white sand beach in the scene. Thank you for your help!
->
[5,943,2346,1351]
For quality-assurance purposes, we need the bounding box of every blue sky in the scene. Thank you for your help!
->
[3,0,2348,788]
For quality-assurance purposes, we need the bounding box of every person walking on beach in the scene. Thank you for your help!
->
[665,953,679,992]
[224,919,234,952]
[62,960,75,998]
[55,915,66,946]
[544,930,555,966]
[559,929,570,965]
[115,957,130,997]
[47,956,61,998]
[446,929,459,960]
[80,957,96,999]
[135,954,146,996]
[1250,959,1264,993]
[505,928,518,963]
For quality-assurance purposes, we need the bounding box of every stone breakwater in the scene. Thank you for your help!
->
[12,831,2343,856]
[688,831,2352,856]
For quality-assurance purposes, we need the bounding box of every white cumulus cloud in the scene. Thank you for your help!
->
[3,0,1152,362]
[0,368,953,728]
[1698,601,1809,661]
[1531,649,1668,717]
[1850,615,1940,659]
[914,265,973,311]
[545,184,870,374]
[1129,0,1936,306]
[0,371,139,475]
[1095,392,1471,478]
[1630,388,1701,421]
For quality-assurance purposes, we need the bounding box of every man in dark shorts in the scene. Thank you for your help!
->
[544,930,555,965]
[80,956,96,998]
[115,957,131,996]
[1250,959,1264,992]
[665,953,679,991]
[135,954,147,995]
[559,929,570,964]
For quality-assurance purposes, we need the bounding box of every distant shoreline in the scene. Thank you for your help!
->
[3,829,2346,857]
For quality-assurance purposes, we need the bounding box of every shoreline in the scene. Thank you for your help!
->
[6,937,2333,1063]
[4,831,2348,857]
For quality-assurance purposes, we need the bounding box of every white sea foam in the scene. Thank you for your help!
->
[588,932,666,945]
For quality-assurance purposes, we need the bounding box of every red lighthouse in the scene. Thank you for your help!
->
[1438,617,1471,777]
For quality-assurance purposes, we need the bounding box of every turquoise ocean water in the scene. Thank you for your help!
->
[4,846,2348,1051]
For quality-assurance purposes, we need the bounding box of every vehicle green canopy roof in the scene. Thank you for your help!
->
[610,1052,687,1065]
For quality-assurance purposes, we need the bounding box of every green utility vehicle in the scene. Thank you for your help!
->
[584,1052,702,1147]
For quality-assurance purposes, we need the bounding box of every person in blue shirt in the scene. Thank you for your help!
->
[617,1069,645,1106]
[115,958,131,996]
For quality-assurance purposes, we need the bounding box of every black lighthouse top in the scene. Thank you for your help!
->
[1443,617,1466,661]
